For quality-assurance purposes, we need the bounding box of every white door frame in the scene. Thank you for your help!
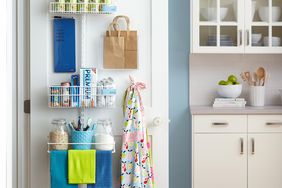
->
[15,0,31,187]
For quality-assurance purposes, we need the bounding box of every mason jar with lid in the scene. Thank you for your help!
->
[49,119,69,150]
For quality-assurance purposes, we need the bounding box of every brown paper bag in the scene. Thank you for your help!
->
[106,15,138,69]
[104,23,125,69]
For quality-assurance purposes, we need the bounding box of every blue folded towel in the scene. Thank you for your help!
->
[50,150,78,188]
[87,151,112,188]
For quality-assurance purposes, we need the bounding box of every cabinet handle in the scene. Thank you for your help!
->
[240,138,244,155]
[212,122,229,126]
[266,122,282,126]
[246,30,250,46]
[251,138,255,155]
[239,30,243,46]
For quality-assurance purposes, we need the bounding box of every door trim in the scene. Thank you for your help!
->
[16,0,31,187]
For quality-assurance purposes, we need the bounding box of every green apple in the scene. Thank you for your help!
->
[226,81,233,85]
[228,75,237,83]
[218,80,227,85]
[233,82,240,85]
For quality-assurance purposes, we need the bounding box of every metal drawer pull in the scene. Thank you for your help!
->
[251,138,255,155]
[266,122,282,126]
[240,138,244,155]
[212,122,229,126]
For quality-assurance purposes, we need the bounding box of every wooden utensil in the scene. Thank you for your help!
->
[262,71,269,86]
[240,72,247,82]
[256,67,265,86]
[245,71,254,86]
[253,72,258,86]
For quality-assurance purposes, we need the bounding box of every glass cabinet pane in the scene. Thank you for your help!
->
[252,26,268,46]
[251,1,258,22]
[221,0,237,22]
[200,26,217,46]
[272,0,282,22]
[220,26,238,46]
[200,0,217,21]
[254,0,268,22]
[272,27,282,46]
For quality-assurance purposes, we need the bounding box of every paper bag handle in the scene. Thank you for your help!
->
[108,22,121,37]
[112,15,130,35]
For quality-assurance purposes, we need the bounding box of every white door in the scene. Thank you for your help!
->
[29,0,168,187]
[248,134,282,188]
[194,134,247,188]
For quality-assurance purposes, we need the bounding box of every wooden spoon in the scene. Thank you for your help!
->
[253,72,258,86]
[240,72,247,82]
[256,67,266,86]
[245,71,254,86]
[262,71,269,86]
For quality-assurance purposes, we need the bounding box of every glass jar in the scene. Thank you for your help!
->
[49,119,69,150]
[94,119,114,150]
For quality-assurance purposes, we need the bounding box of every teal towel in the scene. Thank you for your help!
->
[87,150,112,188]
[50,150,78,188]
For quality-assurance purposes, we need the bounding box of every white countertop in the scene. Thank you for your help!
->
[190,106,282,115]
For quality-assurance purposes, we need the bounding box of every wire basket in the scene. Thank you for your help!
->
[49,2,117,14]
[48,86,116,108]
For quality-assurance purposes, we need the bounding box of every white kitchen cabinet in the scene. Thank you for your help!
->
[248,134,282,188]
[248,115,282,133]
[194,115,247,133]
[191,0,282,53]
[192,114,282,188]
[194,134,247,188]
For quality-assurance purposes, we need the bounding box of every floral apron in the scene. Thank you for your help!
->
[121,77,154,188]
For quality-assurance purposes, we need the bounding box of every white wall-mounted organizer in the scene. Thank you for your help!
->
[49,2,117,14]
[47,0,118,154]
[47,143,116,153]
[48,85,116,108]
[47,0,117,110]
[48,119,116,153]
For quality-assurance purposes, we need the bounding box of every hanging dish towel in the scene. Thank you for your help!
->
[50,150,78,188]
[121,76,154,188]
[87,150,113,188]
[68,150,96,184]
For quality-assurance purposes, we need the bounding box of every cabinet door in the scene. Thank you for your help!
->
[193,134,247,188]
[192,0,245,53]
[245,0,282,53]
[248,134,282,188]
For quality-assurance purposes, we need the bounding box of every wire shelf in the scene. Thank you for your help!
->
[48,86,116,108]
[49,2,117,14]
[47,142,116,153]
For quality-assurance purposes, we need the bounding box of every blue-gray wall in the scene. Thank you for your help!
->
[169,0,191,187]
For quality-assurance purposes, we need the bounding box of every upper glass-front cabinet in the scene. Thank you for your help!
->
[192,0,282,53]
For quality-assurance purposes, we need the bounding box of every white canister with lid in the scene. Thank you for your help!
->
[94,120,114,150]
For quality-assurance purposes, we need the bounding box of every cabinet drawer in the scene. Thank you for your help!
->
[194,115,247,133]
[248,115,282,133]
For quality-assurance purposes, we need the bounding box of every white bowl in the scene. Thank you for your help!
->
[252,1,257,21]
[235,1,256,20]
[263,36,281,46]
[217,85,242,98]
[259,6,281,22]
[252,33,262,43]
[201,7,228,21]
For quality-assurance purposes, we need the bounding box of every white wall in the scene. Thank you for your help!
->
[190,54,282,106]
